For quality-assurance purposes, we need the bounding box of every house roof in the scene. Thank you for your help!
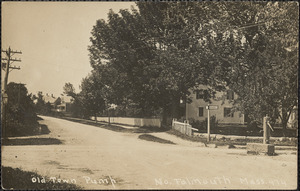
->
[43,95,57,104]
[60,95,73,103]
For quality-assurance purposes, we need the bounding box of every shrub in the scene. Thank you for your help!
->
[189,116,218,131]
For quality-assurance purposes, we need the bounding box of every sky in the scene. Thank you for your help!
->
[2,2,136,97]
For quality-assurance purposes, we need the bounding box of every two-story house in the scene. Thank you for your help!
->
[186,86,246,125]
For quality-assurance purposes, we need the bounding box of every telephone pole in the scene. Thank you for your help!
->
[1,47,22,138]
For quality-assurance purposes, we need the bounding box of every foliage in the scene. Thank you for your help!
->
[62,83,84,118]
[218,2,299,131]
[79,71,106,119]
[63,82,76,98]
[189,115,218,131]
[88,3,231,124]
[34,91,53,115]
[86,2,297,130]
[5,82,39,136]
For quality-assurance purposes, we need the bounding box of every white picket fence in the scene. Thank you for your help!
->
[172,119,198,136]
[91,116,161,127]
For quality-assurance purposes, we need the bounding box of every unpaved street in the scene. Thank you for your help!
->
[2,116,297,189]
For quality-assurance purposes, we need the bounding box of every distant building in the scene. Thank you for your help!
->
[56,95,74,112]
[186,86,246,125]
[42,93,57,107]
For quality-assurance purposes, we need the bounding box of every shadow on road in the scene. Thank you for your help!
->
[2,137,62,146]
[132,126,169,133]
[40,124,51,134]
[2,166,81,190]
[138,134,175,145]
[6,123,51,138]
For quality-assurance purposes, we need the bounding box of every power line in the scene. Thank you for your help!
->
[1,47,22,93]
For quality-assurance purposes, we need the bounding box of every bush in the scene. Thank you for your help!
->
[189,116,218,131]
[4,82,40,137]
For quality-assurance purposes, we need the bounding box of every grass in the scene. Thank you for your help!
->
[195,125,298,137]
[167,129,298,147]
[1,166,81,190]
[138,134,175,145]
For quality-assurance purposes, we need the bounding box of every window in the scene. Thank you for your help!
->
[196,90,204,99]
[199,107,204,117]
[226,90,234,100]
[224,108,234,117]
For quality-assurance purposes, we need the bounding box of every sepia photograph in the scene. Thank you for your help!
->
[1,1,298,190]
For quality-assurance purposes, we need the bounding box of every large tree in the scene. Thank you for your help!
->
[218,2,298,131]
[88,2,298,129]
[88,3,231,124]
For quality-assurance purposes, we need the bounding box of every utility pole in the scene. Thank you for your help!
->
[1,47,22,138]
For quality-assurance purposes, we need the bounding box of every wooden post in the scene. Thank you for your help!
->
[94,113,97,124]
[172,118,174,129]
[263,115,270,144]
[207,106,211,142]
[185,98,188,121]
[108,108,110,126]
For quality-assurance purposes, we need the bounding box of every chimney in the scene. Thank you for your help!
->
[51,94,54,98]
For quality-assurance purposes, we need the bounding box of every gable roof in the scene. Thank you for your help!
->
[43,94,57,104]
[60,95,73,103]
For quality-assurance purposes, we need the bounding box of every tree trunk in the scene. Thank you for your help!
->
[282,120,287,137]
[95,114,97,124]
[281,111,287,137]
[161,106,170,128]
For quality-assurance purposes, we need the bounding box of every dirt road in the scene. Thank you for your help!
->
[2,116,297,189]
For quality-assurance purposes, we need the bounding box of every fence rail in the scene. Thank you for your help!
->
[172,119,198,136]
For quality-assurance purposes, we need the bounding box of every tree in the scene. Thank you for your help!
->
[63,82,76,98]
[80,71,106,121]
[88,3,230,125]
[60,83,82,118]
[6,82,36,121]
[219,2,298,132]
[34,91,52,115]
[88,2,298,130]
[6,82,38,136]
[157,2,298,132]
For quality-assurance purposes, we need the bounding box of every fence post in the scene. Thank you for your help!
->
[172,118,174,129]
[184,120,186,135]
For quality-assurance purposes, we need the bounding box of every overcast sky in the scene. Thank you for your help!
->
[2,2,136,97]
